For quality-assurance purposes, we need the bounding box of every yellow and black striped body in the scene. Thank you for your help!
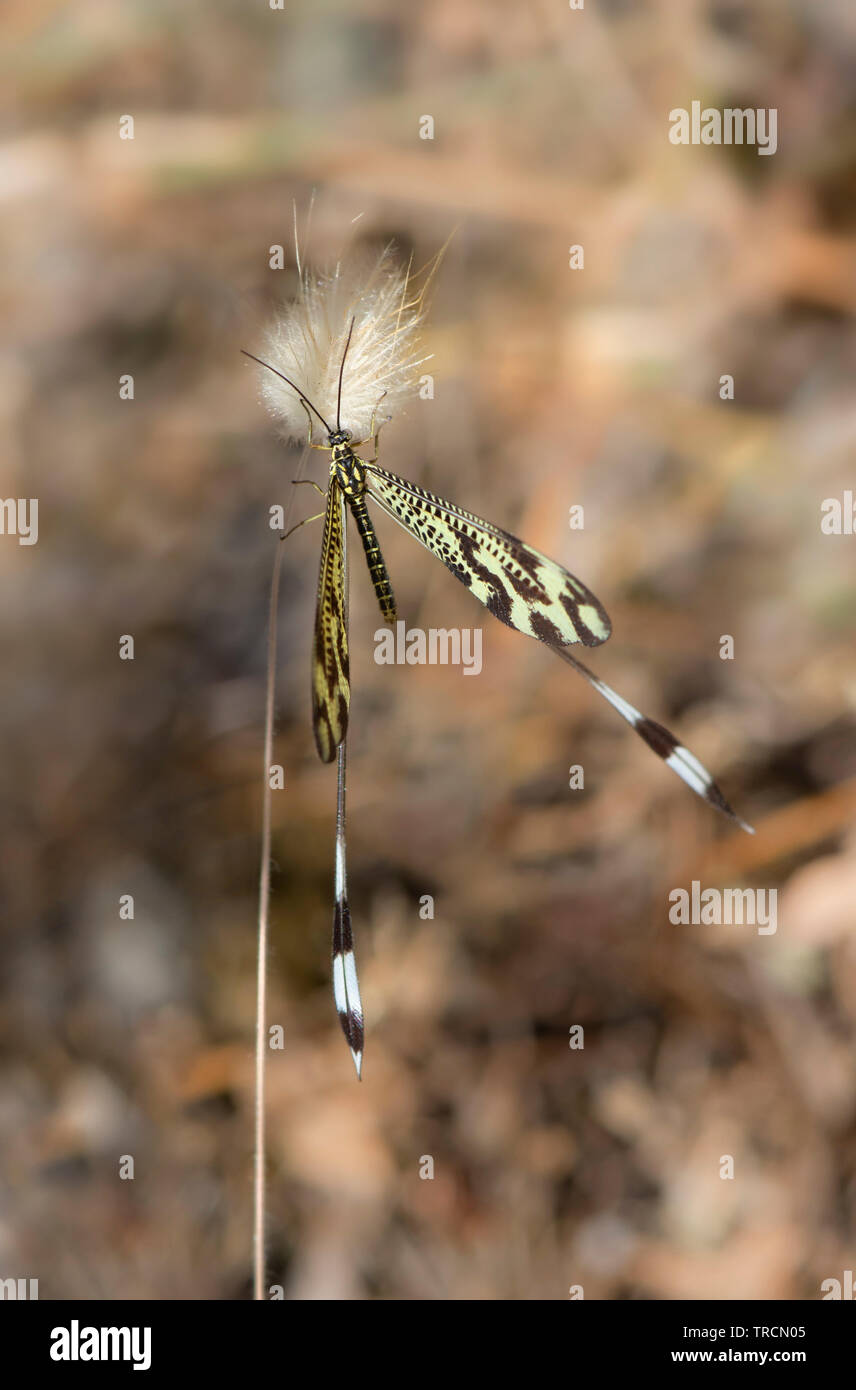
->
[331,437,396,624]
[312,430,397,764]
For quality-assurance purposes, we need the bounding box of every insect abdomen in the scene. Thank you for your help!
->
[348,494,397,623]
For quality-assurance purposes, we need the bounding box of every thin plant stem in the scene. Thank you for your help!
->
[253,531,287,1302]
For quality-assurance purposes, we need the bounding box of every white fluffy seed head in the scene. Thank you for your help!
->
[257,245,433,442]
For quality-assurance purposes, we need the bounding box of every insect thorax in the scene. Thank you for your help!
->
[331,440,367,498]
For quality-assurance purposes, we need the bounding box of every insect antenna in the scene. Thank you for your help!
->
[240,349,332,434]
[336,316,356,432]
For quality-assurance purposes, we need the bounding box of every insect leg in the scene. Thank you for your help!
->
[353,390,389,459]
[291,478,327,496]
[300,400,330,450]
[281,510,325,541]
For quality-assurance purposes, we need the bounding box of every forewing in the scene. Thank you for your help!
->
[312,482,349,763]
[364,464,750,831]
[364,464,611,650]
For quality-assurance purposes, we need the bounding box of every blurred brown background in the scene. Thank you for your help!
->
[2,0,855,1300]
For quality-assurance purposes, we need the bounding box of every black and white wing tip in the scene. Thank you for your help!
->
[332,830,364,1079]
[559,650,754,834]
[635,714,755,834]
[333,897,364,1079]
